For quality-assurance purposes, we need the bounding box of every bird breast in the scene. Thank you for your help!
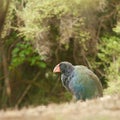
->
[61,73,74,91]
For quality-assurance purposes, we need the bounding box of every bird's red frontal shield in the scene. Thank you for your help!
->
[53,64,61,73]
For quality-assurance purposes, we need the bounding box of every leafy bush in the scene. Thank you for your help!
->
[17,0,107,61]
[10,41,46,69]
[97,35,120,94]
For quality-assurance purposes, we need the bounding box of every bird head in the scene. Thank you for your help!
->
[53,61,74,75]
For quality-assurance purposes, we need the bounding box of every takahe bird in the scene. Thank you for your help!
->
[53,61,103,101]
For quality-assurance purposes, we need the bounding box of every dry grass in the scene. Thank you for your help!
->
[0,95,120,120]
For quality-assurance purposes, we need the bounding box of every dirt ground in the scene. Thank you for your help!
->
[0,95,120,120]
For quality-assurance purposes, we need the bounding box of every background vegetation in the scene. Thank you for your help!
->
[0,0,120,109]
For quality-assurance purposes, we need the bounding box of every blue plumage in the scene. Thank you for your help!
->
[53,62,103,101]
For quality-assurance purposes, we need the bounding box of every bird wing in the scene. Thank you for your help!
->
[69,66,103,100]
[87,70,103,97]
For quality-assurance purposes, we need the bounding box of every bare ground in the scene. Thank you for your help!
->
[0,95,120,120]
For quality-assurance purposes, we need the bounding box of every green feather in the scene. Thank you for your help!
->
[69,65,103,100]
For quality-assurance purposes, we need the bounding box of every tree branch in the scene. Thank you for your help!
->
[15,72,41,108]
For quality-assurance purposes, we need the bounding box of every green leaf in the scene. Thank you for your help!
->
[38,62,47,68]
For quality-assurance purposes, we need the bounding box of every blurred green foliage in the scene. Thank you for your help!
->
[10,41,46,69]
[0,0,120,108]
[97,35,120,94]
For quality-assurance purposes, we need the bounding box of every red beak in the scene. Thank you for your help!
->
[53,64,61,73]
